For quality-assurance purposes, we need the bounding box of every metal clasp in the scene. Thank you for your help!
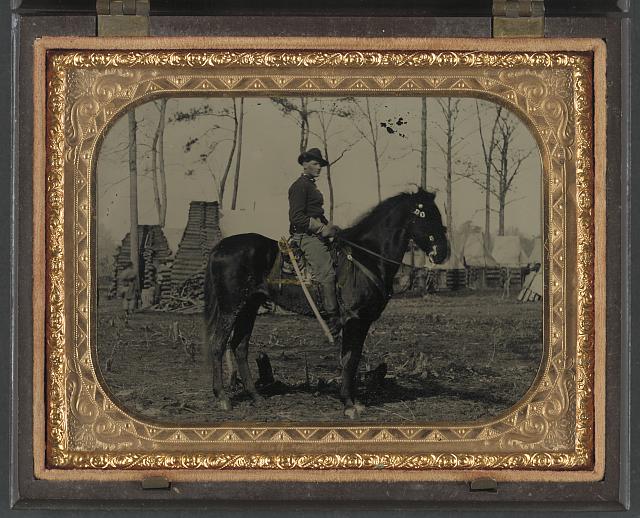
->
[141,476,170,489]
[493,0,545,38]
[469,477,498,492]
[97,0,150,36]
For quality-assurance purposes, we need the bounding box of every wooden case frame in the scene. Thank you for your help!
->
[11,6,630,511]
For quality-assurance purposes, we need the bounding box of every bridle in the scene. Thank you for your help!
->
[337,202,444,266]
[411,202,446,262]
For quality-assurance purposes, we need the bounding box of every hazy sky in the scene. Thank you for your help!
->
[97,96,542,251]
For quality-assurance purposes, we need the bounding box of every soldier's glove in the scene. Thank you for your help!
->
[320,223,341,238]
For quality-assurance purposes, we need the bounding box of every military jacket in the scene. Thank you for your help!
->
[288,174,328,234]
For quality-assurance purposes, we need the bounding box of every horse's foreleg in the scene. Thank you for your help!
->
[230,299,262,403]
[224,349,239,387]
[340,319,370,419]
[208,317,234,411]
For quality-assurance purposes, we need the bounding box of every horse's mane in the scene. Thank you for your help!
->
[340,191,414,240]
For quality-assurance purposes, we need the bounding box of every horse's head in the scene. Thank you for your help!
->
[407,188,449,264]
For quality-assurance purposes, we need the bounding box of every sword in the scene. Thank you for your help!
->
[280,238,335,345]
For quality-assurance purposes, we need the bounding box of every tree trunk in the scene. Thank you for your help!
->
[373,142,382,202]
[499,193,506,236]
[231,97,245,210]
[364,98,382,202]
[324,141,334,221]
[299,97,309,153]
[498,137,509,236]
[157,99,168,227]
[446,132,453,232]
[218,98,239,207]
[420,97,427,189]
[127,110,139,302]
[484,167,491,247]
[150,99,168,227]
[475,103,502,252]
[445,100,453,232]
[150,120,161,225]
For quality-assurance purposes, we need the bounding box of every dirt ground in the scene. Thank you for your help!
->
[96,292,542,425]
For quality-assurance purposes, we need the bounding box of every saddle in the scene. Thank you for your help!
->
[279,238,308,278]
[266,237,375,322]
[266,238,307,284]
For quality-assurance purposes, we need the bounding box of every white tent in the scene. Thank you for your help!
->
[491,236,528,267]
[460,232,497,267]
[219,208,289,241]
[528,236,543,265]
[518,264,543,302]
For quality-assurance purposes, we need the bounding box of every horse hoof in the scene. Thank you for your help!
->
[344,407,359,420]
[251,394,264,404]
[219,398,232,411]
[354,401,366,414]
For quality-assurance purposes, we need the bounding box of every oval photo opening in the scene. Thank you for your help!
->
[96,95,543,424]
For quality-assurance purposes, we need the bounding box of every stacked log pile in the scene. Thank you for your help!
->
[157,259,173,303]
[110,225,172,299]
[156,201,221,312]
[170,202,221,290]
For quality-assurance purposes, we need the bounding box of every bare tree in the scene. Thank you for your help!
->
[271,97,313,153]
[350,98,386,202]
[171,100,240,208]
[460,106,535,237]
[420,97,428,189]
[494,111,535,235]
[127,110,140,300]
[434,98,463,232]
[310,99,359,219]
[299,97,310,153]
[150,98,168,227]
[218,99,239,207]
[231,97,245,210]
[475,101,503,249]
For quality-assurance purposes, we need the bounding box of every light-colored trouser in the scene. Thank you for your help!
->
[291,233,335,284]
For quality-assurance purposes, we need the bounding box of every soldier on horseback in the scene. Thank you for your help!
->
[288,148,342,343]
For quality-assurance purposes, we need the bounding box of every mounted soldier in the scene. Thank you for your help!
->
[205,182,448,416]
[287,148,342,344]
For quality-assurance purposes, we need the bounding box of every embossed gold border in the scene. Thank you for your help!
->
[33,37,606,482]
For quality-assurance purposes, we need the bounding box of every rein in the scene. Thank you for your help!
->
[335,236,428,297]
[336,236,406,267]
[336,236,435,272]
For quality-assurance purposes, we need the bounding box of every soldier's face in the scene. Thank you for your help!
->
[303,160,322,177]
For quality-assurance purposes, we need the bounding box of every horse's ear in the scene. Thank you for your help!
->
[414,186,436,201]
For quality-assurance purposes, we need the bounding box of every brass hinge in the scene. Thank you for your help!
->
[493,0,545,38]
[97,0,150,37]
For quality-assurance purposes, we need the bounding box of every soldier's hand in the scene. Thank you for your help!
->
[320,224,341,238]
[330,224,342,237]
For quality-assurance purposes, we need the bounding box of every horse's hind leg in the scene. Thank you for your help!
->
[208,315,234,410]
[229,297,262,403]
[340,319,371,419]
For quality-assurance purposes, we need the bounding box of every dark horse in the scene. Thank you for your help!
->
[204,188,449,418]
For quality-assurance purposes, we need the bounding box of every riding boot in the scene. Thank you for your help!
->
[320,281,342,345]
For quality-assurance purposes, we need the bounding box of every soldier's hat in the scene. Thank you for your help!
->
[298,148,329,167]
